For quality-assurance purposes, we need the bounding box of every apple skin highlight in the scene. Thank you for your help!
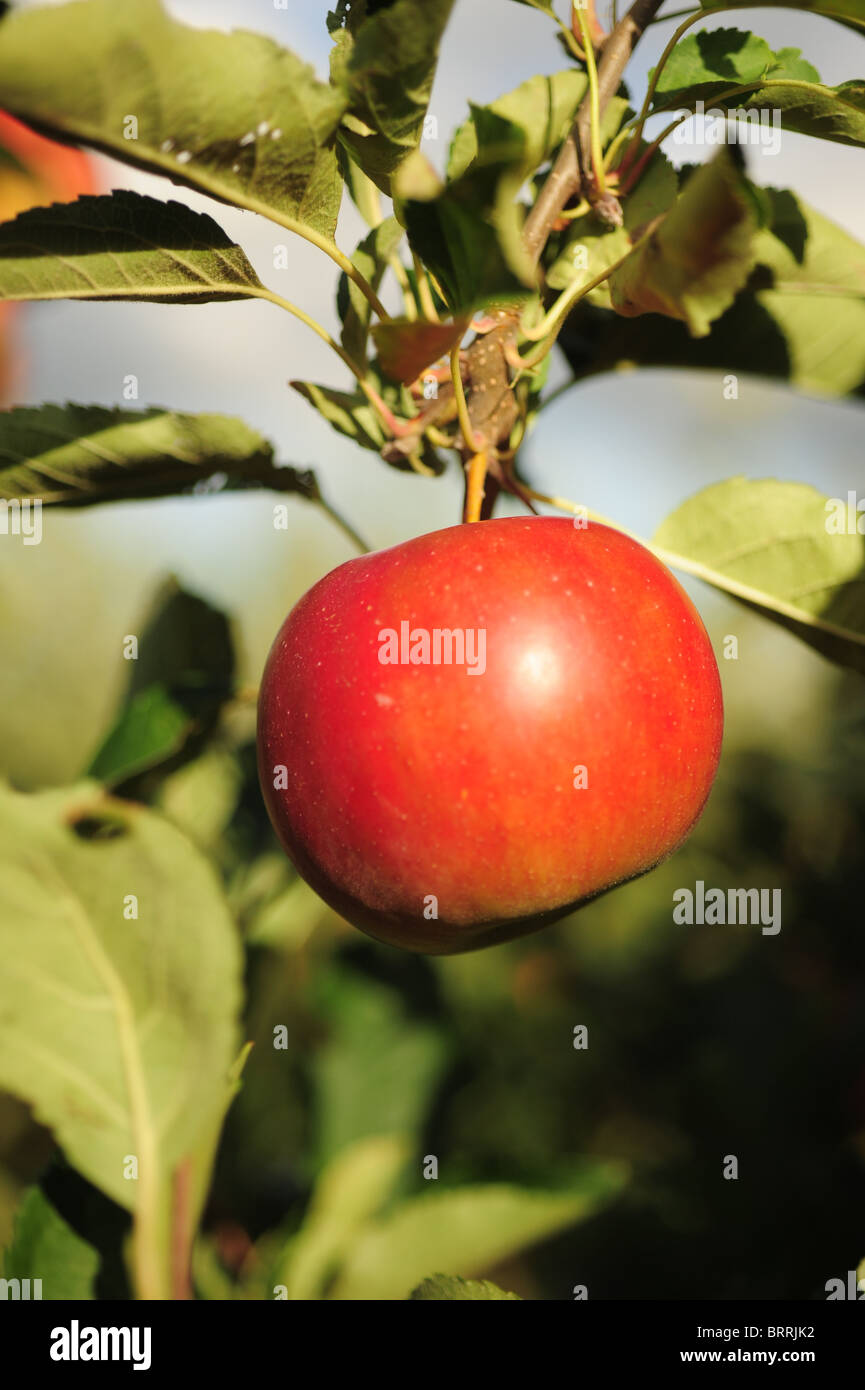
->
[258,517,724,954]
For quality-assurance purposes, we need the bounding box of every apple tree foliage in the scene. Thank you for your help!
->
[0,0,862,1300]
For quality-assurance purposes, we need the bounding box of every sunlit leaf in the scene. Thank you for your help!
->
[0,0,346,237]
[654,477,865,672]
[0,192,263,305]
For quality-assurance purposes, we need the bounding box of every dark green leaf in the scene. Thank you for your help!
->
[0,192,263,305]
[331,0,456,195]
[86,581,235,789]
[88,686,192,786]
[124,580,235,722]
[0,404,276,505]
[398,130,535,312]
[0,0,346,238]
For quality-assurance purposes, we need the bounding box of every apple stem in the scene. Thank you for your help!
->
[463,450,491,523]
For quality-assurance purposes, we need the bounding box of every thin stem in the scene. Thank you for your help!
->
[557,15,585,60]
[256,287,397,435]
[413,252,440,322]
[426,425,456,449]
[514,334,558,373]
[647,6,699,23]
[256,288,364,379]
[602,122,635,172]
[450,342,480,451]
[574,3,607,194]
[618,112,688,193]
[626,8,707,159]
[406,446,439,477]
[357,174,417,320]
[560,197,592,221]
[619,71,809,178]
[293,221,389,322]
[316,496,371,553]
[390,255,419,320]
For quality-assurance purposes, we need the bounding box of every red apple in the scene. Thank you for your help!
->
[257,517,723,953]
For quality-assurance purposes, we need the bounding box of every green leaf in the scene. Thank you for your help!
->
[277,1135,411,1300]
[398,117,535,311]
[118,581,233,740]
[157,750,242,856]
[408,72,593,313]
[547,220,631,295]
[338,216,404,362]
[87,581,235,793]
[331,0,456,194]
[410,1274,521,1300]
[291,367,445,474]
[447,71,588,183]
[750,189,865,395]
[654,478,865,673]
[0,0,346,238]
[560,187,865,397]
[655,75,865,153]
[0,192,263,306]
[609,149,759,336]
[373,316,468,384]
[0,404,276,506]
[0,782,244,1287]
[765,47,821,82]
[623,149,680,234]
[723,80,864,150]
[311,962,450,1167]
[291,380,389,454]
[2,1186,99,1300]
[329,1165,628,1300]
[649,30,865,153]
[88,686,191,786]
[651,29,776,96]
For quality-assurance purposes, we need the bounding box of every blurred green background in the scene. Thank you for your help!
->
[1,0,864,1299]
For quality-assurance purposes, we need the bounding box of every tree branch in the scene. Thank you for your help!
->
[522,0,666,264]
